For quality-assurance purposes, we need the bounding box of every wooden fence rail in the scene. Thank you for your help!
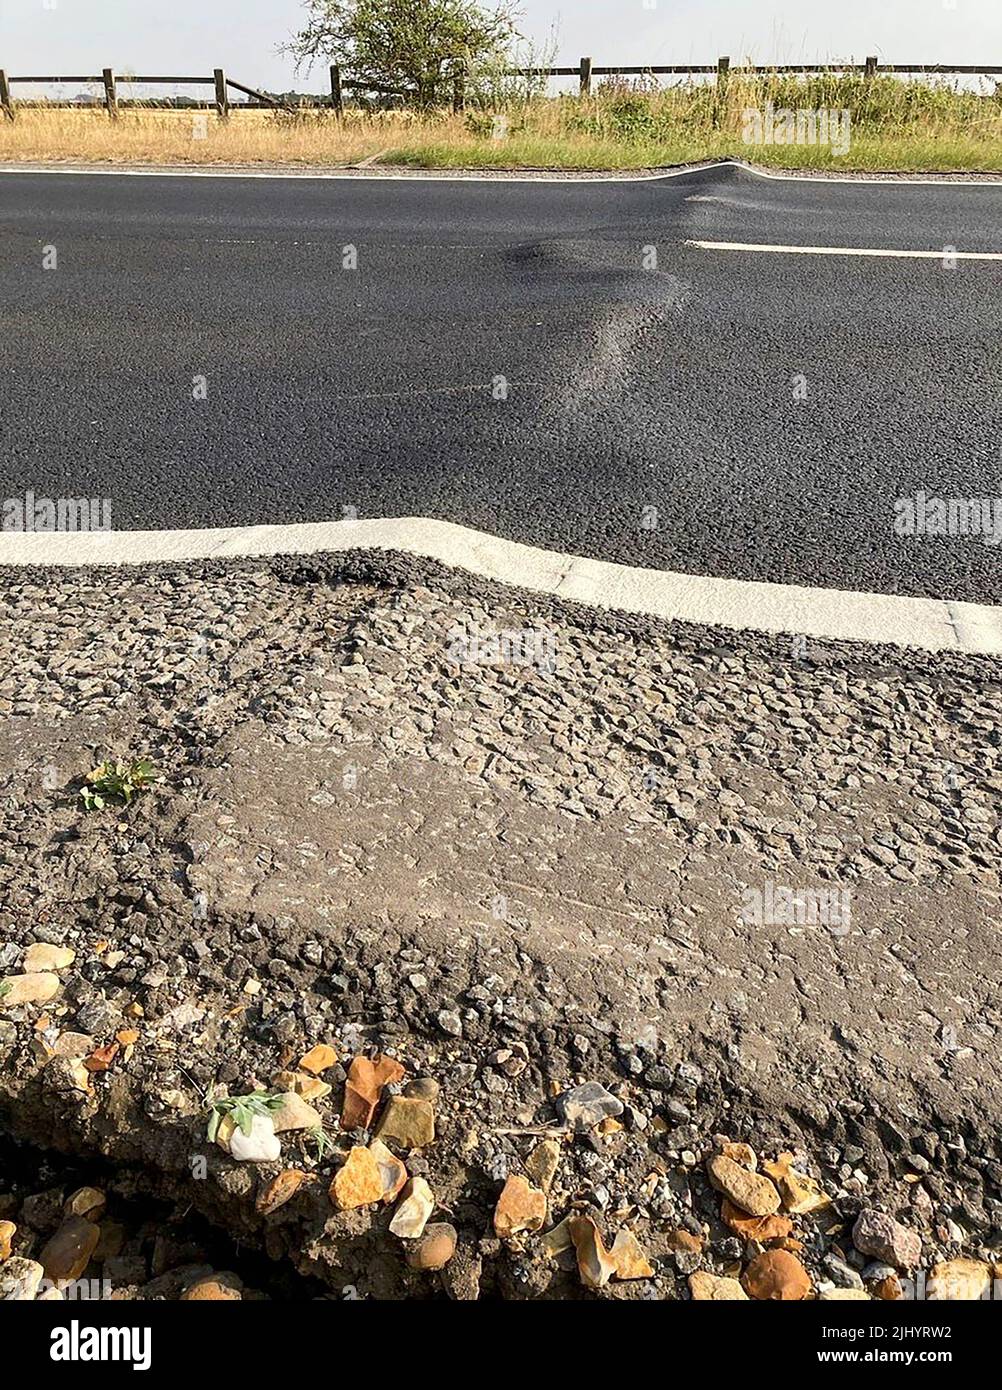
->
[1,58,1000,121]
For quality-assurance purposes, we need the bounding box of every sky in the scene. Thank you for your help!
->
[0,0,999,92]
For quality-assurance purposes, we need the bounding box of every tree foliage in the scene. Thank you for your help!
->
[284,0,521,106]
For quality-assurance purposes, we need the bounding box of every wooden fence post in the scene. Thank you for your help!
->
[864,55,878,79]
[330,63,343,116]
[214,67,229,120]
[0,69,15,121]
[716,55,730,95]
[579,56,593,96]
[452,60,466,113]
[102,67,118,119]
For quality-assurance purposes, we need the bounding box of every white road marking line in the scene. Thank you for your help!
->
[0,158,999,187]
[687,238,1002,260]
[0,159,727,184]
[0,516,998,656]
[737,161,1002,187]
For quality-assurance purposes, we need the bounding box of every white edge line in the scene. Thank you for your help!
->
[688,238,1002,260]
[0,157,1000,186]
[0,516,998,656]
[0,159,725,185]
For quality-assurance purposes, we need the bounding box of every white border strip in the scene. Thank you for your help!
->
[688,238,1002,260]
[0,157,1000,186]
[0,516,998,655]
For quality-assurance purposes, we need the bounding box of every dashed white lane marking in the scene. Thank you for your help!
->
[0,516,999,656]
[688,238,1002,260]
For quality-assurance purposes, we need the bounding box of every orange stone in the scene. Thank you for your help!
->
[341,1053,406,1130]
[493,1175,547,1238]
[721,1198,793,1242]
[330,1146,385,1210]
[742,1248,812,1301]
[181,1273,243,1301]
[610,1229,654,1279]
[569,1215,618,1289]
[298,1043,337,1076]
[256,1169,310,1215]
[665,1228,704,1253]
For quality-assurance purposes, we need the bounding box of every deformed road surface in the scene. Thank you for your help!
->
[1,161,1001,602]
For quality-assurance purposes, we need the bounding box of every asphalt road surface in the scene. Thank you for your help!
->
[1,162,1001,602]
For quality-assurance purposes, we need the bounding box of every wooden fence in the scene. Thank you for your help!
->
[2,58,1001,122]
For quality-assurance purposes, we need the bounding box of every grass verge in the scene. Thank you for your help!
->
[2,75,1002,172]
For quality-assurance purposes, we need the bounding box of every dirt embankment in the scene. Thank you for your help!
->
[1,555,1000,1299]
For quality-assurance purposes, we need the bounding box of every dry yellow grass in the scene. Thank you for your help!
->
[2,77,1002,172]
[0,108,403,167]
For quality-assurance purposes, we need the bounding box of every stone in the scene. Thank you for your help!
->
[540,1216,577,1256]
[403,1077,440,1104]
[24,944,75,972]
[331,1147,385,1210]
[298,1043,337,1075]
[407,1222,457,1271]
[51,1032,94,1058]
[369,1139,408,1203]
[93,1221,124,1262]
[270,1091,322,1134]
[665,1228,704,1253]
[493,1174,547,1238]
[21,1187,64,1230]
[255,1169,310,1216]
[764,1153,832,1213]
[64,1187,106,1221]
[689,1271,749,1301]
[821,1288,871,1300]
[928,1258,992,1301]
[825,1254,864,1289]
[852,1209,922,1269]
[569,1215,617,1289]
[0,1220,14,1259]
[43,1054,90,1094]
[720,1199,792,1242]
[389,1177,435,1238]
[181,1273,243,1301]
[525,1138,561,1193]
[554,1081,624,1133]
[375,1096,435,1149]
[707,1154,781,1217]
[289,1073,331,1103]
[720,1141,757,1169]
[39,1217,101,1283]
[610,1229,654,1280]
[227,1113,282,1163]
[0,972,60,1009]
[0,1257,44,1300]
[743,1249,812,1301]
[342,1053,405,1130]
[437,1009,462,1036]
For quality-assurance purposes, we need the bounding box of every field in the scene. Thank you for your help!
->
[2,73,1002,171]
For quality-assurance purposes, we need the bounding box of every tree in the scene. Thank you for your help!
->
[284,0,521,107]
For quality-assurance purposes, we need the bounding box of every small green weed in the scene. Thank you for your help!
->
[80,758,160,810]
[206,1090,285,1143]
